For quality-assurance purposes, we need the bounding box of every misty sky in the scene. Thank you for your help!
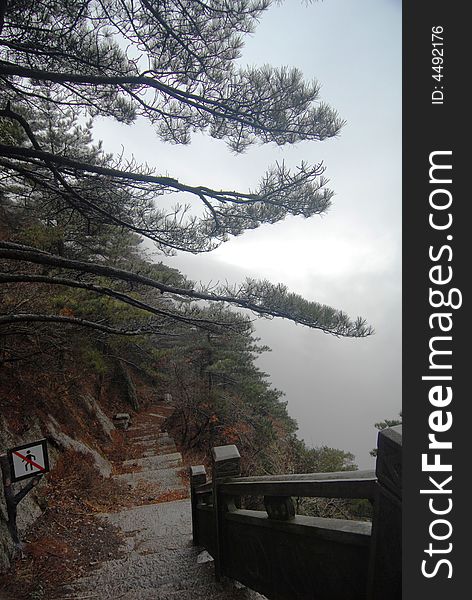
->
[93,0,401,468]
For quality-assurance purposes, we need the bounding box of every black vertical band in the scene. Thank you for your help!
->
[403,3,467,597]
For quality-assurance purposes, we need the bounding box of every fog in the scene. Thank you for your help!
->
[92,0,401,468]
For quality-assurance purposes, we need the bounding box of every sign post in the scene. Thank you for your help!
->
[0,439,50,550]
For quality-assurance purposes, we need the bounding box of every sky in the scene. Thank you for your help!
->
[93,0,402,468]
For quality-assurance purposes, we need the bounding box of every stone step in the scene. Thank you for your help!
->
[123,452,182,469]
[122,453,182,470]
[156,444,177,452]
[69,552,264,600]
[134,433,168,441]
[142,448,176,458]
[80,583,253,600]
[131,440,177,454]
[156,435,174,444]
[64,498,265,600]
[126,429,169,437]
[128,433,169,442]
[114,466,186,491]
[68,565,260,600]
[67,551,256,600]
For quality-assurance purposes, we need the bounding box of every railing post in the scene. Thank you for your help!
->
[190,464,207,546]
[367,425,402,599]
[212,444,241,581]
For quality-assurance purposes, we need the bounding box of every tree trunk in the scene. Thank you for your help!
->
[116,359,139,411]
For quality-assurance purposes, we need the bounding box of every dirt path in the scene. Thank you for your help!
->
[55,405,263,600]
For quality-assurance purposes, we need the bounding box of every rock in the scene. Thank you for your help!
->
[46,417,112,478]
[197,550,214,564]
[81,395,115,439]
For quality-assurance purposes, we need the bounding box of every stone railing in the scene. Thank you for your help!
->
[190,426,401,600]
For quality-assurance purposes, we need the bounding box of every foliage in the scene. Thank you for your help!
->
[1,1,342,149]
[291,439,357,474]
[0,0,373,338]
[287,437,374,521]
[161,307,296,474]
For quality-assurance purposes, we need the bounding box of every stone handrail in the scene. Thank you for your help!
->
[190,426,402,600]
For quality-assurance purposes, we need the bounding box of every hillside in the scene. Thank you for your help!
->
[1,2,370,591]
[0,247,358,585]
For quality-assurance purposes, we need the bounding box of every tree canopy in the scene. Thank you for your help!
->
[0,0,373,339]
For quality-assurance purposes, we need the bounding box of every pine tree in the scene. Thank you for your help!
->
[1,1,372,338]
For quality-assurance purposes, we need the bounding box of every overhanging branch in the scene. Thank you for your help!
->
[0,61,340,141]
[0,242,373,337]
[0,141,260,201]
[0,272,246,332]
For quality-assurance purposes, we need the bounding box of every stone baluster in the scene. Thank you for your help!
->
[189,464,207,546]
[212,445,241,580]
[264,495,295,521]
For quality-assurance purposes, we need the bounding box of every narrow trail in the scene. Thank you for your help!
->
[58,404,263,600]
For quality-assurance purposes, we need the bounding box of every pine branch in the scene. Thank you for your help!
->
[0,61,342,142]
[0,272,246,332]
[0,313,175,336]
[0,242,373,337]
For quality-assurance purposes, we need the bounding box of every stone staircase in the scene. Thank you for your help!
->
[58,406,264,600]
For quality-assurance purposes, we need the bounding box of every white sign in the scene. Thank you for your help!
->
[8,439,49,482]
